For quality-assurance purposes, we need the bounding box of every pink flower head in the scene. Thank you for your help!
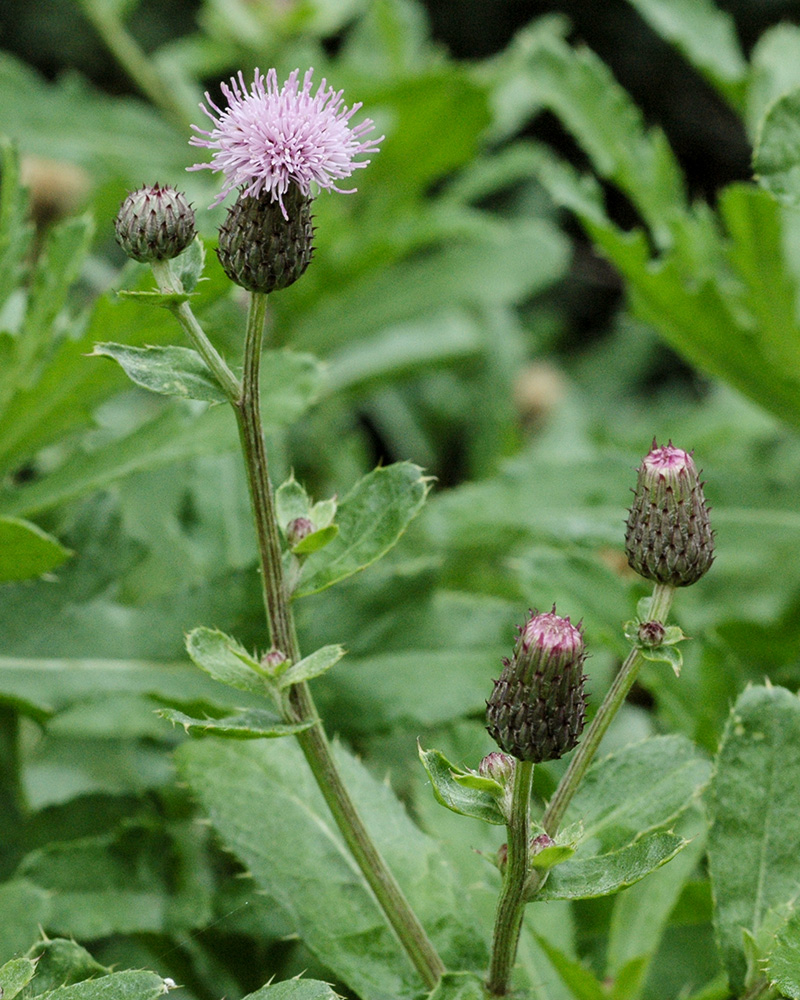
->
[188,67,383,217]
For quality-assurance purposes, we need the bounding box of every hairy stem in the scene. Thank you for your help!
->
[150,261,241,402]
[231,291,445,990]
[542,582,675,836]
[487,760,534,997]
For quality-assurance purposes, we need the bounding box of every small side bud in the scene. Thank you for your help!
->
[496,842,508,874]
[286,517,315,547]
[486,609,588,763]
[530,833,555,856]
[115,184,196,262]
[217,185,314,293]
[478,752,516,786]
[261,648,288,674]
[625,441,714,587]
[637,620,666,648]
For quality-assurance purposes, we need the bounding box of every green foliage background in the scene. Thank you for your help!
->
[3,0,800,998]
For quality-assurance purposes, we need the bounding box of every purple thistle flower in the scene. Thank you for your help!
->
[188,68,383,217]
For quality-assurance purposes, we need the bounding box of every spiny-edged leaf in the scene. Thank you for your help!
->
[754,87,800,206]
[533,935,606,1000]
[159,707,311,739]
[115,289,190,308]
[242,979,342,1000]
[177,738,487,1000]
[295,463,430,597]
[21,938,107,995]
[0,957,37,999]
[91,344,227,404]
[276,645,345,689]
[707,685,800,994]
[562,735,711,855]
[0,138,33,315]
[0,880,50,964]
[0,403,236,519]
[537,832,687,900]
[0,517,71,582]
[418,746,506,825]
[622,0,746,109]
[508,22,685,248]
[766,908,800,999]
[43,970,170,1000]
[185,627,269,695]
[423,972,488,1000]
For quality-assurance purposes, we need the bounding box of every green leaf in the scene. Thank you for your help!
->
[177,738,486,1000]
[423,972,488,1000]
[159,707,312,739]
[537,831,688,900]
[276,644,346,689]
[185,627,269,695]
[766,908,800,999]
[418,746,506,825]
[561,735,711,855]
[706,685,800,993]
[43,970,170,1000]
[0,880,50,964]
[747,24,800,138]
[292,525,339,555]
[622,0,746,108]
[0,517,71,582]
[754,87,800,206]
[20,938,107,995]
[242,980,341,1000]
[0,138,33,316]
[639,643,683,677]
[91,344,227,403]
[296,463,430,597]
[507,23,685,249]
[260,350,324,427]
[276,476,313,529]
[529,844,575,872]
[0,957,37,1000]
[533,936,606,1000]
[172,236,205,292]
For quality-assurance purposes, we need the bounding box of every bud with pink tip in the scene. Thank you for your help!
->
[486,609,588,763]
[625,441,714,587]
[115,184,196,263]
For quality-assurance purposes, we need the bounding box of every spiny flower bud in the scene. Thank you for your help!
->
[217,185,314,293]
[478,752,516,786]
[115,184,196,262]
[625,441,714,587]
[486,610,587,763]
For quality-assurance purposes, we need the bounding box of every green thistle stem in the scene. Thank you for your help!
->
[78,0,192,132]
[487,760,534,997]
[541,582,675,836]
[233,291,446,990]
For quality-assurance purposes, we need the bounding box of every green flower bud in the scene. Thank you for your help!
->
[486,609,587,763]
[115,184,196,262]
[286,517,314,548]
[625,441,714,587]
[217,185,314,293]
[478,752,516,786]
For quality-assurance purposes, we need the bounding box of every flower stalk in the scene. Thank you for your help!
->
[233,291,445,990]
[542,582,675,836]
[486,759,534,997]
